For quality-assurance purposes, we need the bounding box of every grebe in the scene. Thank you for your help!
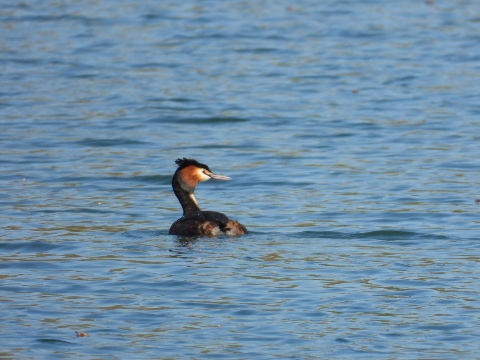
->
[168,158,248,236]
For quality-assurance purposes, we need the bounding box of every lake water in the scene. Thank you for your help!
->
[1,0,480,358]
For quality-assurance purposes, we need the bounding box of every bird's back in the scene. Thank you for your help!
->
[169,211,247,236]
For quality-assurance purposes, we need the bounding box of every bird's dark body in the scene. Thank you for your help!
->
[169,211,247,236]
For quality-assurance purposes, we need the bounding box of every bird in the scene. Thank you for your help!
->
[168,158,248,236]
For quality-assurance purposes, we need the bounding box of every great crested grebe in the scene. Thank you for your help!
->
[168,158,248,236]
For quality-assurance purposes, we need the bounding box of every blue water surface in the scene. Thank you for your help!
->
[1,0,480,358]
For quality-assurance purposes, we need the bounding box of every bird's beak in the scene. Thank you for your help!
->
[208,172,231,180]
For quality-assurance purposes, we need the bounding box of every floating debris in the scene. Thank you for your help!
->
[75,331,89,337]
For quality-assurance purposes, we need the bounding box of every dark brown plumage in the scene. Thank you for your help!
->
[169,158,248,236]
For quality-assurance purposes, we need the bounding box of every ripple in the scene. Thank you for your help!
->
[0,240,64,253]
[155,116,250,124]
[75,138,150,147]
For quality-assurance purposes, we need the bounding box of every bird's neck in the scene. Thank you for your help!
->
[172,175,200,215]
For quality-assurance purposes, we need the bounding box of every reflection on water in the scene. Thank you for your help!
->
[1,232,479,358]
[1,0,480,358]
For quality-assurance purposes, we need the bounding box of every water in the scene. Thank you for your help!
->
[1,0,480,358]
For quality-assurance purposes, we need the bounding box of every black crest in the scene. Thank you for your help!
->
[174,158,211,171]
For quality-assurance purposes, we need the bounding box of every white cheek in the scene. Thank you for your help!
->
[197,171,211,182]
[179,178,195,193]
